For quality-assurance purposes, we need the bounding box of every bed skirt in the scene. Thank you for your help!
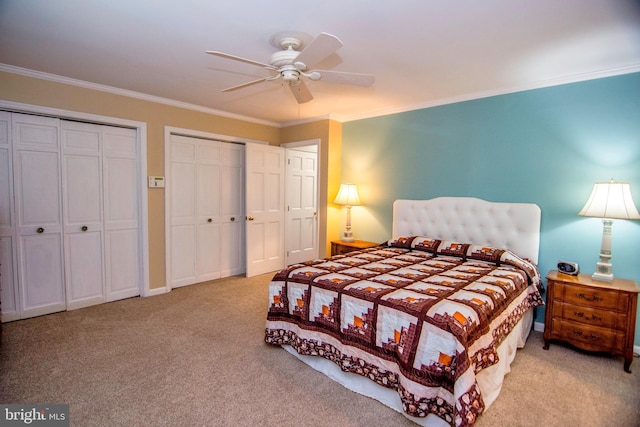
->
[282,309,534,426]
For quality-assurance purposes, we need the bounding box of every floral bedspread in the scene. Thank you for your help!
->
[265,236,543,426]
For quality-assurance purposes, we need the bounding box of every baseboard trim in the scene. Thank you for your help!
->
[145,286,169,297]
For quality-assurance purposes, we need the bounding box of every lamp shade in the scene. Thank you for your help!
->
[334,184,361,206]
[578,181,640,220]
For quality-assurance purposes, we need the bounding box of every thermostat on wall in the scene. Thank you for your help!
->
[148,176,165,188]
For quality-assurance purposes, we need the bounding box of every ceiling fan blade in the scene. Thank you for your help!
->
[295,32,343,69]
[313,70,375,87]
[222,78,270,92]
[206,51,275,69]
[289,80,313,104]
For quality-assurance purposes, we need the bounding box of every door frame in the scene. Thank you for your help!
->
[282,139,321,265]
[0,100,150,305]
[164,126,267,290]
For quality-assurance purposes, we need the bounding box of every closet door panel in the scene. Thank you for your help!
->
[170,224,197,286]
[13,114,65,317]
[15,150,62,228]
[105,228,140,297]
[196,161,221,281]
[104,157,138,228]
[0,236,18,319]
[169,146,197,286]
[66,232,104,306]
[197,221,220,281]
[0,112,18,320]
[220,143,244,276]
[62,122,105,309]
[103,127,140,301]
[20,233,65,311]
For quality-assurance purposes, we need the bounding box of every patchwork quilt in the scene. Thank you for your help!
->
[265,236,544,426]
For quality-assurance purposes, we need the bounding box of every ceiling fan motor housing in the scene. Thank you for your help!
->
[281,68,300,83]
[270,49,300,68]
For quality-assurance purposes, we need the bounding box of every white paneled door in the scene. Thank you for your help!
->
[285,148,318,265]
[245,143,285,277]
[61,121,105,309]
[102,126,141,301]
[168,134,244,288]
[12,113,66,318]
[0,112,18,320]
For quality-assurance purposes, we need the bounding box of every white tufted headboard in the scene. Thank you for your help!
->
[392,197,541,264]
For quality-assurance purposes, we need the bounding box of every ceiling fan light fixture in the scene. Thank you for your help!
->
[281,69,300,83]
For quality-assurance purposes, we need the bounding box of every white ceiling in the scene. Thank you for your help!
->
[1,0,639,126]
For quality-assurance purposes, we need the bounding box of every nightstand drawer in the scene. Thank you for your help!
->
[555,282,627,311]
[551,319,625,353]
[552,301,627,330]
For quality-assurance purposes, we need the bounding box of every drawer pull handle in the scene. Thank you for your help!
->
[36,227,44,234]
[575,293,602,302]
[573,312,602,322]
[572,330,600,341]
[81,225,88,232]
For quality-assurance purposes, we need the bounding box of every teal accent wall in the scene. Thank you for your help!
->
[342,72,640,345]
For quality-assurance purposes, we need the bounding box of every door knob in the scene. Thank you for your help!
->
[36,227,44,234]
[81,225,88,232]
[230,217,235,222]
[247,216,254,221]
[207,218,212,223]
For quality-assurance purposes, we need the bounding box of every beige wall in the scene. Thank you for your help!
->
[0,71,342,290]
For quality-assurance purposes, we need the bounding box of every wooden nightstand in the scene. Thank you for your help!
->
[330,240,379,256]
[543,270,639,373]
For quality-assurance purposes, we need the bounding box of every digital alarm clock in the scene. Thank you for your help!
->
[557,261,579,276]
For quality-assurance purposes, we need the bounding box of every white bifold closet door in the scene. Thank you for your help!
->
[168,134,244,288]
[13,113,66,318]
[0,112,141,321]
[61,121,140,309]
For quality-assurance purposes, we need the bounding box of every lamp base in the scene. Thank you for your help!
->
[592,261,613,282]
[341,230,355,242]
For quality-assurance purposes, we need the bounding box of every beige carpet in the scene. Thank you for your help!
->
[1,273,639,427]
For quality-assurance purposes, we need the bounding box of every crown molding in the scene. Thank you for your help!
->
[3,62,639,127]
[0,63,281,128]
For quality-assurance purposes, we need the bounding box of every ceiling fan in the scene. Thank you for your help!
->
[206,31,375,104]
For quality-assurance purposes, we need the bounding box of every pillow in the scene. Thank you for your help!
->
[411,237,441,253]
[386,236,416,249]
[500,250,539,282]
[436,241,470,258]
[466,245,506,265]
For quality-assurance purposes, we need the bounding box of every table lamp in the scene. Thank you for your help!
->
[334,184,361,242]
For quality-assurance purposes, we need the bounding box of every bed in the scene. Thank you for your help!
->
[265,197,543,426]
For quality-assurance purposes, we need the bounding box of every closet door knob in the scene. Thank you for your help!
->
[247,216,254,221]
[81,225,88,232]
[207,218,212,223]
[230,217,235,222]
[36,227,45,234]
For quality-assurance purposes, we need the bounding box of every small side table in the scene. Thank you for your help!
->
[330,240,379,256]
[543,270,639,373]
